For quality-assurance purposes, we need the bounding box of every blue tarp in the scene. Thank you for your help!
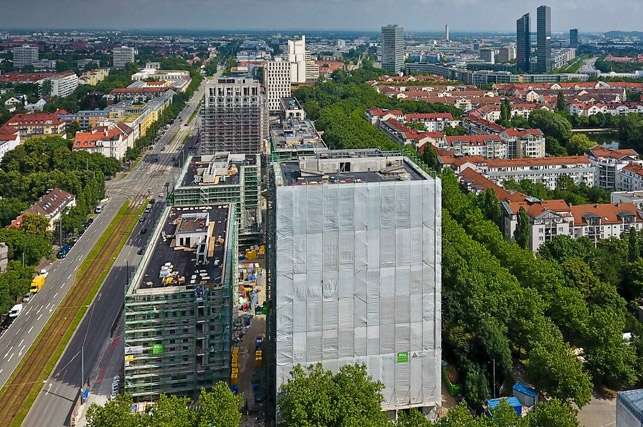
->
[82,388,90,402]
[513,382,537,398]
[488,397,522,416]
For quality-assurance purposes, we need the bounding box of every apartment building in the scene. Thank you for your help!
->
[404,113,456,132]
[172,153,262,246]
[124,203,237,401]
[41,72,79,98]
[11,188,76,231]
[59,109,110,130]
[482,156,595,189]
[0,126,20,162]
[113,46,137,69]
[499,128,546,158]
[263,59,291,112]
[266,149,442,417]
[446,135,507,159]
[5,112,66,138]
[201,77,268,155]
[13,45,38,68]
[617,163,643,192]
[587,146,640,190]
[72,122,134,160]
[570,202,643,245]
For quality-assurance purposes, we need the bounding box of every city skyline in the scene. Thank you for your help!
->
[0,0,638,33]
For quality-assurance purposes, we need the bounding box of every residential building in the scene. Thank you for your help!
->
[612,191,643,209]
[0,126,20,161]
[480,49,495,64]
[570,29,579,49]
[498,46,516,63]
[617,163,643,192]
[405,113,456,132]
[201,77,268,155]
[13,45,38,69]
[131,68,190,82]
[305,51,319,82]
[288,36,307,84]
[446,135,507,159]
[59,109,110,130]
[502,198,574,252]
[32,59,56,71]
[0,243,7,273]
[113,46,137,69]
[516,14,531,73]
[40,71,79,98]
[570,202,643,245]
[587,146,640,190]
[263,59,292,112]
[72,122,134,160]
[266,149,442,417]
[617,389,643,427]
[172,153,262,246]
[537,6,552,73]
[269,98,327,162]
[381,25,404,74]
[499,128,546,158]
[79,68,109,86]
[124,203,237,400]
[481,156,594,189]
[10,188,76,231]
[5,112,66,138]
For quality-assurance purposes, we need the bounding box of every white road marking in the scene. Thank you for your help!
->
[67,274,72,280]
[37,306,42,314]
[27,326,33,334]
[19,345,25,356]
[60,283,65,289]
[75,265,79,271]
[53,293,58,299]
[25,307,32,315]
[18,339,23,347]
[4,347,13,358]
[7,354,13,362]
[37,314,42,321]
[45,303,51,310]
[46,382,52,395]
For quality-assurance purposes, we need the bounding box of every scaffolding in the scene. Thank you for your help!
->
[123,205,238,401]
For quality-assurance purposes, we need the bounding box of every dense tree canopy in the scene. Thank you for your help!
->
[86,384,243,427]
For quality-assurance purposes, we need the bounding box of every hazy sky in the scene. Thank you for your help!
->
[0,0,638,33]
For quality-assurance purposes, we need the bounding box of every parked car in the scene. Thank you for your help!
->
[137,246,145,255]
[23,293,32,304]
[140,228,147,235]
[139,216,146,223]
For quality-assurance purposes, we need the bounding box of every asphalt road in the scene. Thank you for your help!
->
[21,75,210,427]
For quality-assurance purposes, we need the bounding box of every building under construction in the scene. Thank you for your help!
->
[200,77,268,155]
[123,203,237,401]
[171,152,262,247]
[266,149,442,418]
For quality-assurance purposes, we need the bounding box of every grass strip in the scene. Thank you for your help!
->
[4,201,141,426]
[188,101,201,124]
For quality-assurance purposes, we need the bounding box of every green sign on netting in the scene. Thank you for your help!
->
[152,343,165,354]
[397,351,409,363]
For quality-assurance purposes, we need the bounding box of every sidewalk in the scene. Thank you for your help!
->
[75,325,124,426]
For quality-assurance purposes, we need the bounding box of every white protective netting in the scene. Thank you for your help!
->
[275,177,441,411]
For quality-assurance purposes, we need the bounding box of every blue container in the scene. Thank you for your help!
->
[487,397,522,417]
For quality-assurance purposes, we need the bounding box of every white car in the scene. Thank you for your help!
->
[40,269,48,277]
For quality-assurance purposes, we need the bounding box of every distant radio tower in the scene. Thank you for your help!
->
[445,24,450,41]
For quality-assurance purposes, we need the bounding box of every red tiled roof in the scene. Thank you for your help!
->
[623,162,643,177]
[589,146,638,160]
[485,155,590,168]
[446,134,502,147]
[506,199,572,217]
[570,202,642,226]
[73,125,130,149]
[459,167,527,203]
[501,128,544,138]
[7,112,64,126]
[405,112,454,121]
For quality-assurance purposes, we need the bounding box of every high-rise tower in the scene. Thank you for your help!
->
[537,5,552,73]
[516,14,531,73]
[381,24,404,74]
[570,28,579,49]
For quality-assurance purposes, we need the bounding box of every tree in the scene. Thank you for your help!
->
[481,187,502,227]
[523,399,579,427]
[422,145,439,171]
[67,121,81,138]
[39,79,53,98]
[21,213,51,240]
[528,109,573,144]
[556,91,567,112]
[628,228,640,262]
[279,363,391,427]
[567,134,594,155]
[86,394,142,427]
[195,382,243,427]
[514,207,530,249]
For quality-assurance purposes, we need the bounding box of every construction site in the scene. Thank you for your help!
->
[123,203,238,400]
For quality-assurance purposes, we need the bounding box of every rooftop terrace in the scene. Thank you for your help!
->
[269,117,326,151]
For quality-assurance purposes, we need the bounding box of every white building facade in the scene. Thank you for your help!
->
[113,46,137,69]
[288,36,307,84]
[264,59,292,112]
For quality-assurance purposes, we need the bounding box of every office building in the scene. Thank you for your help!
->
[516,14,531,73]
[172,152,262,246]
[445,24,450,41]
[288,36,307,84]
[264,58,292,112]
[497,46,516,63]
[201,77,268,155]
[266,149,442,417]
[13,45,38,69]
[537,5,552,73]
[570,29,579,48]
[381,25,405,74]
[480,48,495,64]
[113,46,136,69]
[124,203,237,401]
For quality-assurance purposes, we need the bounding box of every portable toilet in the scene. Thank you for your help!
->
[512,382,538,407]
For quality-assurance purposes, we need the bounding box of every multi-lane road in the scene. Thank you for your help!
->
[17,75,211,426]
